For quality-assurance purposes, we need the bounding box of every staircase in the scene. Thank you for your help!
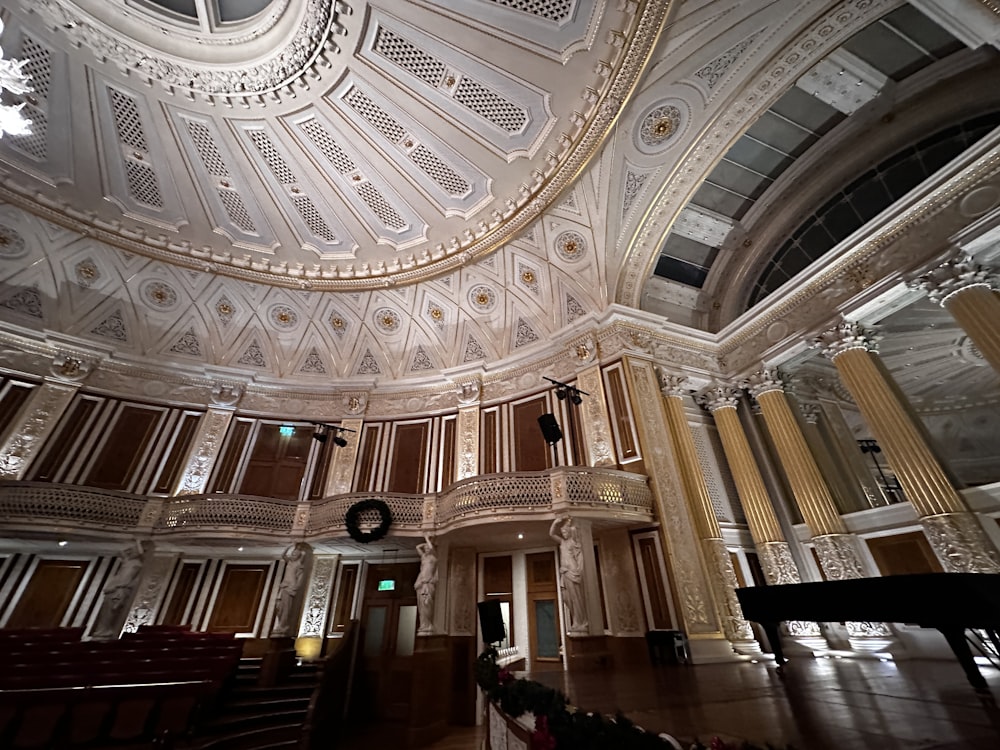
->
[187,656,320,750]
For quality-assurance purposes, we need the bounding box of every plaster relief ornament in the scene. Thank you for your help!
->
[0,224,27,258]
[50,353,94,381]
[210,381,243,407]
[0,20,33,138]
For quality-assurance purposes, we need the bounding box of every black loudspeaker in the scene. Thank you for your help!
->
[537,413,563,445]
[477,600,506,644]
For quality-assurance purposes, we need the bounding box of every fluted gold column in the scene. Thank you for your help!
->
[815,322,1000,573]
[744,369,872,579]
[746,368,887,639]
[0,355,91,479]
[701,386,822,641]
[700,386,798,584]
[915,253,1000,375]
[659,373,753,645]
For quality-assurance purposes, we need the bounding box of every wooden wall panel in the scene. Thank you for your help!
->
[309,439,334,499]
[29,397,100,482]
[867,531,944,576]
[605,366,638,461]
[482,410,497,474]
[441,417,456,490]
[152,413,201,494]
[0,382,32,436]
[84,405,162,490]
[512,397,549,472]
[387,422,429,494]
[239,424,313,500]
[160,562,200,626]
[357,426,381,492]
[211,420,252,492]
[206,565,268,633]
[6,559,88,629]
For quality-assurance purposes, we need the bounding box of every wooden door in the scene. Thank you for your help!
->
[525,551,560,667]
[357,562,420,722]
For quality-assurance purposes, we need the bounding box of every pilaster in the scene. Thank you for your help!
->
[123,550,176,634]
[174,382,242,496]
[659,374,753,646]
[298,554,340,639]
[0,356,91,479]
[447,546,477,637]
[621,356,724,644]
[324,418,365,496]
[576,365,617,467]
[456,406,480,480]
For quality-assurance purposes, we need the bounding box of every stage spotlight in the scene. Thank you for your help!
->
[312,423,329,442]
[312,432,327,443]
[332,435,348,448]
[570,393,582,405]
[555,387,567,401]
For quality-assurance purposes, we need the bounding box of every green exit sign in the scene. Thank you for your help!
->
[378,579,395,591]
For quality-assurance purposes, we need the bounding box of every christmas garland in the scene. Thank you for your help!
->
[475,648,792,750]
[344,499,393,543]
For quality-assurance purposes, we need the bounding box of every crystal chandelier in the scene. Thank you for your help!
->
[0,19,33,138]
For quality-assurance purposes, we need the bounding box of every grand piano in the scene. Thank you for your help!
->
[736,573,1000,692]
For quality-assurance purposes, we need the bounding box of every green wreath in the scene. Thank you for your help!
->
[345,499,393,543]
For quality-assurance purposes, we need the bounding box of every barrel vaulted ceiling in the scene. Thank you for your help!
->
[0,0,997,420]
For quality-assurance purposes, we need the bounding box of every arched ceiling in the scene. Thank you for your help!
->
[0,0,666,288]
[0,0,997,413]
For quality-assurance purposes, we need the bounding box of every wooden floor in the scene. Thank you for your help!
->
[346,655,1000,749]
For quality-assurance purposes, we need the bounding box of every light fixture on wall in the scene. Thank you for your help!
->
[310,422,356,447]
[544,376,587,406]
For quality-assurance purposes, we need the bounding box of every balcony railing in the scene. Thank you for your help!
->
[0,467,653,542]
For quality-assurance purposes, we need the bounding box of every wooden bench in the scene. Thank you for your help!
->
[0,627,241,748]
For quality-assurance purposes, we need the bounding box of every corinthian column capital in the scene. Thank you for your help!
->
[799,402,822,425]
[697,384,740,412]
[913,253,996,307]
[743,367,785,399]
[813,321,879,360]
[657,369,689,399]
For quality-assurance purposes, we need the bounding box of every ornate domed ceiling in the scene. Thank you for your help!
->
[0,0,997,414]
[0,0,664,288]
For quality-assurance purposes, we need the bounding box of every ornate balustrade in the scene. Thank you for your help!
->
[436,467,654,527]
[0,467,653,542]
[158,494,299,533]
[0,481,149,531]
